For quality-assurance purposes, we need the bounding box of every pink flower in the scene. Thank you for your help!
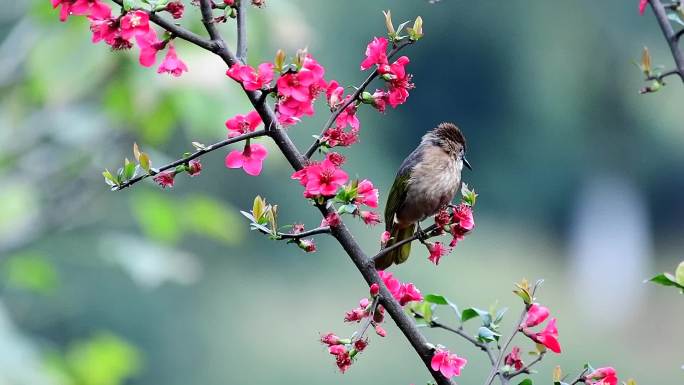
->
[398,283,423,306]
[165,1,184,19]
[435,209,451,229]
[119,11,150,40]
[586,367,618,385]
[504,347,524,370]
[370,89,388,113]
[353,339,368,352]
[322,212,341,227]
[321,126,359,148]
[524,318,561,354]
[328,344,346,356]
[380,231,391,246]
[292,223,305,234]
[335,104,360,130]
[360,37,388,70]
[431,348,467,379]
[291,158,348,197]
[378,270,401,298]
[320,332,341,346]
[355,179,379,208]
[427,241,450,265]
[225,111,263,137]
[89,16,119,46]
[453,203,474,231]
[382,56,414,108]
[277,70,318,102]
[275,54,326,126]
[639,0,648,14]
[187,159,202,176]
[523,304,550,328]
[298,239,316,253]
[326,80,345,108]
[135,29,163,67]
[226,62,274,91]
[225,143,268,176]
[375,325,387,337]
[325,152,346,167]
[360,210,381,226]
[52,0,111,22]
[157,44,188,77]
[329,345,352,373]
[153,171,175,188]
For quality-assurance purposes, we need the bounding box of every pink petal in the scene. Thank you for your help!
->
[225,150,244,169]
[248,143,269,161]
[242,157,264,176]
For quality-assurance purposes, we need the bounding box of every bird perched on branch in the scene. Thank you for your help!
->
[375,122,471,270]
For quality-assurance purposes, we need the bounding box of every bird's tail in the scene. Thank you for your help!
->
[375,223,416,270]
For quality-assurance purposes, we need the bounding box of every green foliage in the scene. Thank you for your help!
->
[648,261,684,293]
[4,253,59,294]
[46,332,141,385]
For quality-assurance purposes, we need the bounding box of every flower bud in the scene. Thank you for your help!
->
[187,159,202,176]
[410,16,423,40]
[297,238,316,253]
[375,325,387,337]
[369,283,380,297]
[382,10,395,37]
[274,49,286,72]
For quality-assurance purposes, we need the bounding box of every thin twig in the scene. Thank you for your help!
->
[354,295,380,342]
[430,320,496,365]
[648,0,684,82]
[236,0,247,62]
[304,40,414,159]
[503,351,546,379]
[113,130,267,191]
[647,68,681,82]
[274,226,331,240]
[372,223,439,265]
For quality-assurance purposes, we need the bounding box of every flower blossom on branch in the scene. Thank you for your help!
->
[431,348,467,379]
[52,0,111,22]
[225,111,263,138]
[225,143,269,176]
[157,43,188,77]
[226,62,275,91]
[586,367,618,385]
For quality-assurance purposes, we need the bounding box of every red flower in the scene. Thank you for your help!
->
[369,283,380,297]
[297,239,316,253]
[381,56,414,108]
[119,10,150,40]
[320,332,341,346]
[523,318,561,354]
[398,283,423,305]
[153,171,175,188]
[586,367,618,385]
[374,325,387,337]
[52,0,111,22]
[187,159,202,176]
[226,62,274,91]
[275,54,326,126]
[89,16,119,46]
[431,348,467,379]
[427,241,450,265]
[360,37,388,70]
[291,158,348,197]
[157,44,188,77]
[355,179,379,208]
[523,304,550,328]
[326,80,345,108]
[639,0,649,14]
[321,126,359,148]
[504,346,524,370]
[435,208,451,229]
[329,345,352,373]
[453,203,474,231]
[225,143,269,176]
[135,29,163,67]
[380,231,391,246]
[325,152,346,167]
[322,212,341,227]
[360,210,381,226]
[225,111,262,138]
[165,1,184,19]
[353,339,368,352]
[370,89,388,113]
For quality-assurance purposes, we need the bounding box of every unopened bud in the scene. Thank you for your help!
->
[369,283,380,297]
[360,91,374,104]
[382,10,395,37]
[410,16,423,40]
[274,49,286,72]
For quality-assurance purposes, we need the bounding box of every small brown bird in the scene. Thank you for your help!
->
[375,122,471,270]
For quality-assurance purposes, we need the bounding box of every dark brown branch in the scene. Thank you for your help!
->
[372,223,439,263]
[114,5,453,385]
[199,0,224,42]
[275,226,331,239]
[304,40,414,159]
[236,0,247,62]
[113,129,267,191]
[648,0,684,82]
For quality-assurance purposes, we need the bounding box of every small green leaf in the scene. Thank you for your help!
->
[102,169,119,187]
[676,261,684,286]
[425,294,449,305]
[518,379,533,385]
[239,210,256,223]
[477,326,500,342]
[139,153,151,173]
[494,307,508,324]
[461,307,491,325]
[123,158,136,181]
[648,273,680,287]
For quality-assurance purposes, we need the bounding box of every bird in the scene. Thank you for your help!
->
[375,122,471,270]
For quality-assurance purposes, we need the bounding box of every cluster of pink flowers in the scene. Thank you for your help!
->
[424,203,475,265]
[291,153,349,198]
[52,2,188,76]
[320,80,361,149]
[586,367,618,385]
[431,348,468,379]
[378,270,423,305]
[276,55,328,126]
[359,37,415,109]
[152,159,202,188]
[226,62,274,91]
[520,303,561,353]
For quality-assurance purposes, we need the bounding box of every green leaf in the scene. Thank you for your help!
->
[139,153,151,173]
[494,307,508,325]
[518,379,533,385]
[130,191,181,243]
[103,169,119,187]
[461,307,491,325]
[648,273,680,287]
[123,159,136,181]
[477,326,500,342]
[64,332,141,385]
[676,261,684,286]
[4,253,59,294]
[425,294,449,305]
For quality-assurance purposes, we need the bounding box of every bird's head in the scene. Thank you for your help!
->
[423,122,472,170]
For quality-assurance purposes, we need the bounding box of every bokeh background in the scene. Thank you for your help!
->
[1,1,683,384]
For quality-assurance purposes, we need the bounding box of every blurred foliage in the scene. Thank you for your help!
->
[4,253,58,295]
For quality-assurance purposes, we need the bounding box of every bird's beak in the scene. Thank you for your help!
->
[463,156,472,170]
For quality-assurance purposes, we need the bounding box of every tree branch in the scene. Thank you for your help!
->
[372,223,439,264]
[304,40,414,159]
[113,130,267,191]
[110,3,454,384]
[648,0,684,82]
[430,320,496,365]
[273,226,331,240]
[236,0,247,62]
[199,0,224,43]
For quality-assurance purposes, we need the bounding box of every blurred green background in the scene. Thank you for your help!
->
[1,1,683,384]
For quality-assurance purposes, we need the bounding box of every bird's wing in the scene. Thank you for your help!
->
[384,172,410,231]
